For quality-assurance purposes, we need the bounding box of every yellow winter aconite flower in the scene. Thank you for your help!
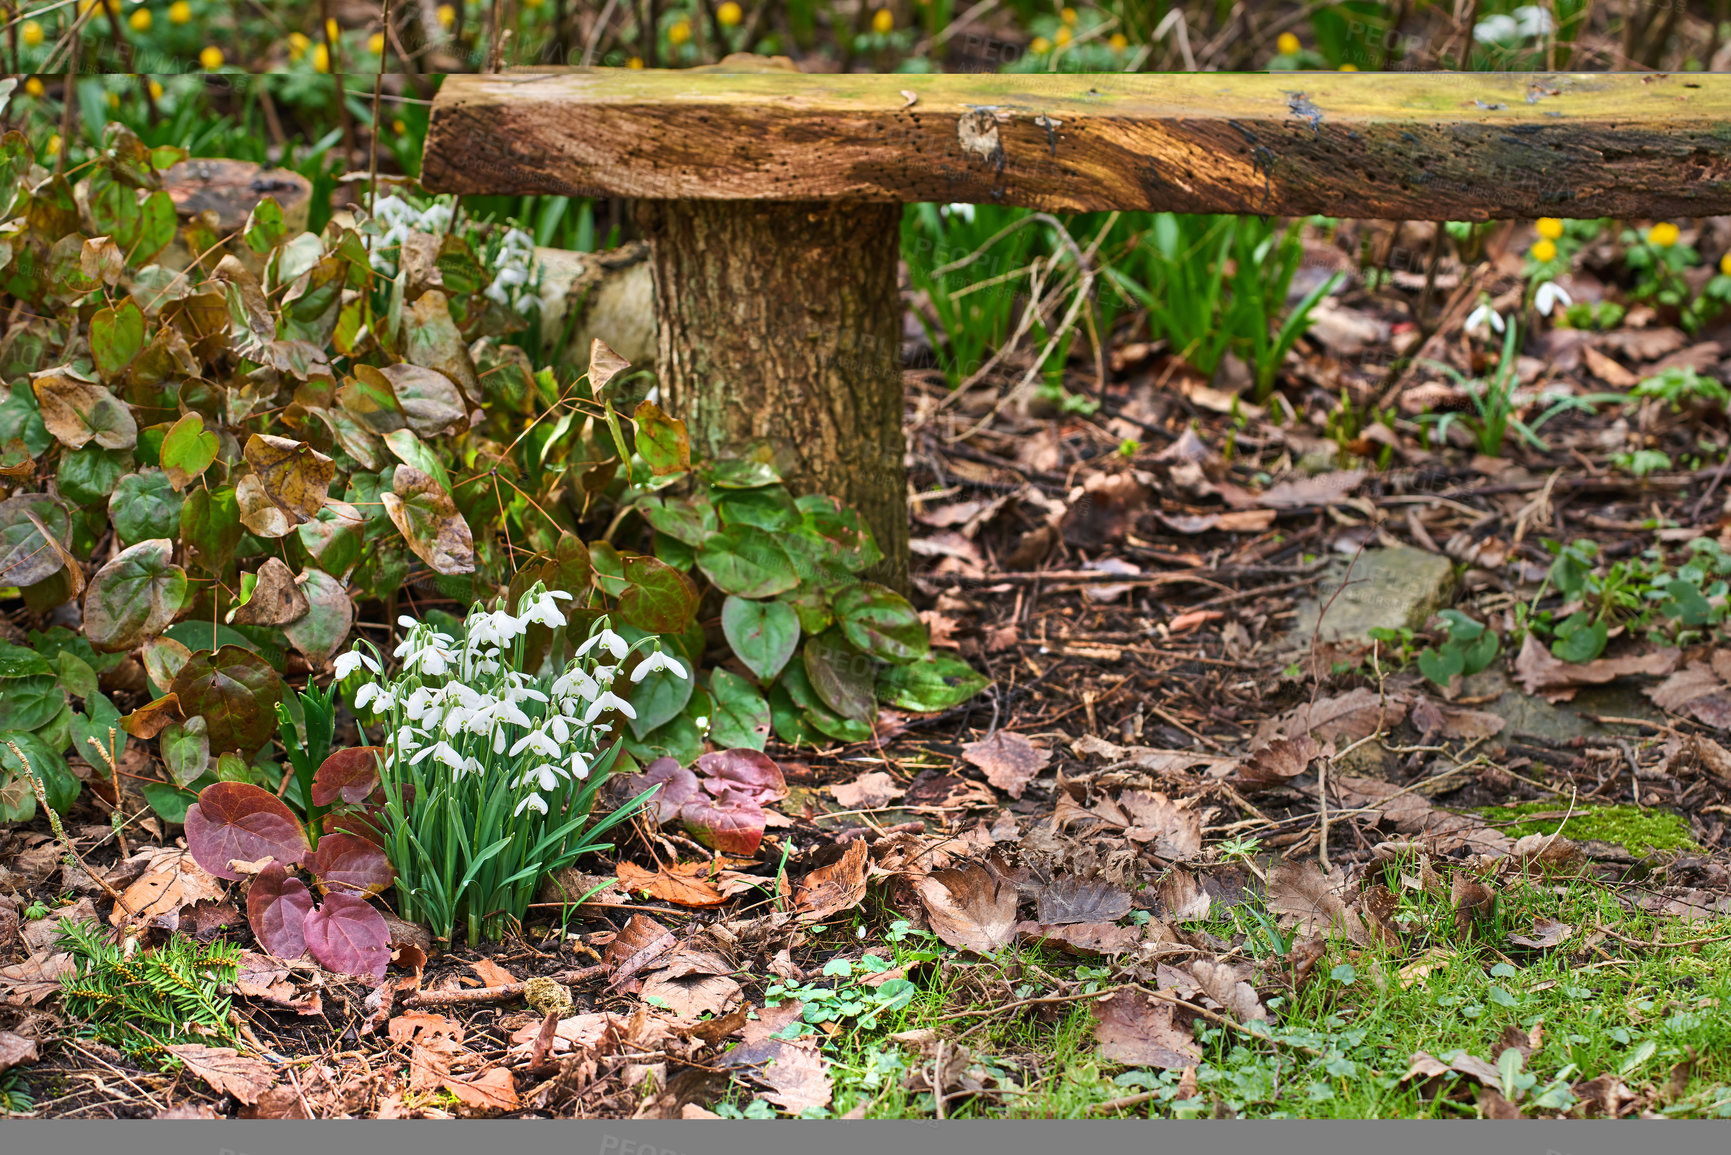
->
[1029,35,1051,53]
[1536,217,1564,240]
[325,17,339,41]
[436,4,455,28]
[148,79,164,100]
[1277,31,1301,55]
[369,32,385,54]
[1053,24,1071,44]
[199,45,224,70]
[393,118,407,135]
[23,78,43,98]
[1530,239,1557,263]
[1649,222,1680,248]
[668,18,691,45]
[1338,62,1357,70]
[523,0,543,8]
[1060,6,1077,25]
[872,7,893,34]
[627,55,644,68]
[1721,252,1731,277]
[129,7,151,31]
[313,42,330,72]
[289,31,310,59]
[21,20,43,46]
[168,0,190,22]
[1108,32,1127,50]
[717,1,742,26]
[45,134,61,156]
[107,92,119,109]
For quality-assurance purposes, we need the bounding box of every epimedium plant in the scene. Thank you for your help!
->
[0,86,988,836]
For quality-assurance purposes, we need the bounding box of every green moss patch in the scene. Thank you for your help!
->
[1476,801,1697,855]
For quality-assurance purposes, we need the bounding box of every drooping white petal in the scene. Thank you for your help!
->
[630,650,689,683]
[514,792,548,817]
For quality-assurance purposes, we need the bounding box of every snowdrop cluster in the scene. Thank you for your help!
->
[1473,5,1552,42]
[335,585,687,823]
[363,194,540,314]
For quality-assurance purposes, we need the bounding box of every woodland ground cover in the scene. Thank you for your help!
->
[4,0,1731,1124]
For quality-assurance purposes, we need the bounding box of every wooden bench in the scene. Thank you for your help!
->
[422,68,1731,581]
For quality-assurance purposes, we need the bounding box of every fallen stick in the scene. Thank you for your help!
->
[398,964,608,1009]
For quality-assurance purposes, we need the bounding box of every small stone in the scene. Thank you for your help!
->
[1291,546,1456,643]
[523,976,573,1017]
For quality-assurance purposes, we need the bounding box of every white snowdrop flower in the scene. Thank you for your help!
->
[594,665,618,685]
[417,648,451,677]
[461,756,486,777]
[517,765,561,792]
[519,593,569,630]
[1464,303,1505,336]
[946,203,976,223]
[514,793,548,817]
[491,700,533,729]
[630,650,689,683]
[576,629,628,661]
[333,650,379,680]
[484,281,510,306]
[431,741,465,770]
[1473,13,1518,41]
[355,683,394,713]
[510,730,561,759]
[569,750,591,780]
[584,691,635,724]
[1534,281,1571,317]
[552,668,599,703]
[397,615,419,629]
[493,727,508,754]
[1513,5,1552,36]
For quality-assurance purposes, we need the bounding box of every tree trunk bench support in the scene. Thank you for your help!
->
[423,69,1731,577]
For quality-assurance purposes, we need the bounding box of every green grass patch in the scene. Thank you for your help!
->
[1474,802,1697,855]
[721,867,1731,1118]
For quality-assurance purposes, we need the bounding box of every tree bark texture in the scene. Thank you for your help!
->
[638,199,908,586]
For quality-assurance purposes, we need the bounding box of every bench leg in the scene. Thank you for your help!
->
[639,199,908,589]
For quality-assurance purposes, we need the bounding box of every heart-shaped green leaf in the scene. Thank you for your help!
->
[720,595,800,682]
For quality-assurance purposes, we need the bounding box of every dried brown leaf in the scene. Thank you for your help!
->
[615,859,726,908]
[1093,991,1200,1069]
[166,1044,277,1104]
[109,849,224,929]
[829,771,905,810]
[1516,634,1677,702]
[916,863,1018,954]
[1034,876,1131,926]
[793,839,869,924]
[960,731,1050,800]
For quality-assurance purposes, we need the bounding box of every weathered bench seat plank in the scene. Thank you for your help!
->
[421,68,1731,584]
[425,70,1731,219]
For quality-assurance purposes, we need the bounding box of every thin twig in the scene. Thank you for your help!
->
[398,964,607,1008]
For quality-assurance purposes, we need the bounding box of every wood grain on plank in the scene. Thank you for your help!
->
[423,69,1731,218]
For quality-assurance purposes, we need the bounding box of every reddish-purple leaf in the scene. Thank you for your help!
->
[322,805,388,847]
[184,781,309,881]
[309,832,396,897]
[245,862,313,959]
[302,892,389,980]
[622,755,701,825]
[696,748,787,806]
[681,783,767,856]
[310,746,384,806]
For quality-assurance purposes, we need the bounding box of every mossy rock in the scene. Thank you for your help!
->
[1476,801,1697,856]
